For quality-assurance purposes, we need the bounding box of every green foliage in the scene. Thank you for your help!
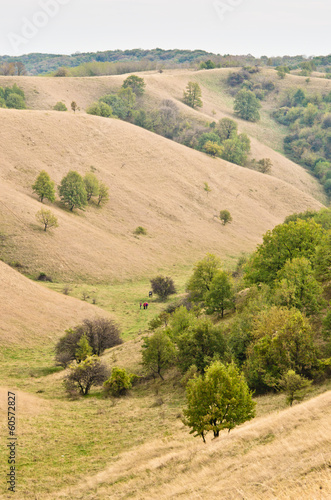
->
[205,271,235,317]
[244,307,318,392]
[183,82,203,109]
[134,226,147,235]
[103,367,135,397]
[187,254,222,302]
[122,75,146,95]
[216,118,238,141]
[257,158,272,173]
[245,219,324,285]
[32,170,56,203]
[176,318,227,374]
[200,59,216,70]
[203,182,211,195]
[314,231,331,282]
[274,257,325,315]
[97,182,110,206]
[150,276,176,300]
[35,208,58,232]
[183,361,256,442]
[279,369,312,406]
[141,330,176,380]
[219,210,233,225]
[197,132,221,150]
[234,89,261,122]
[53,101,67,111]
[220,137,250,165]
[100,88,136,119]
[86,102,113,118]
[84,173,99,201]
[58,171,87,211]
[64,356,109,396]
[75,334,92,362]
[203,141,222,157]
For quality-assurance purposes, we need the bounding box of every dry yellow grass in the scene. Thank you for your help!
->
[0,260,112,346]
[0,104,323,281]
[34,390,330,500]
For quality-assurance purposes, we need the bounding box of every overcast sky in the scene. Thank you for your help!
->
[1,0,330,57]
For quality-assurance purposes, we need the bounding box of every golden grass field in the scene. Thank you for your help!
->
[0,68,330,499]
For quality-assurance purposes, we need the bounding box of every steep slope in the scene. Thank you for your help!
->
[0,109,322,281]
[0,260,112,346]
[42,390,331,499]
[0,69,326,201]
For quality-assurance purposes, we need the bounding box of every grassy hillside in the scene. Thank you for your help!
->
[0,68,330,500]
[0,68,326,282]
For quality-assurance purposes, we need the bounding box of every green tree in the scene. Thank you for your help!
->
[220,138,249,165]
[257,158,272,173]
[187,254,222,302]
[75,333,92,363]
[84,173,99,201]
[58,171,87,211]
[183,361,256,442]
[35,208,58,232]
[122,75,146,95]
[244,307,318,392]
[64,356,109,396]
[103,367,135,397]
[97,181,110,206]
[203,141,222,157]
[234,89,261,122]
[219,210,232,225]
[245,219,324,285]
[216,118,238,141]
[176,318,227,374]
[183,82,203,109]
[53,101,67,111]
[274,257,324,316]
[205,271,234,318]
[86,102,113,117]
[150,276,176,300]
[6,93,26,109]
[141,330,176,380]
[279,369,312,406]
[32,170,56,203]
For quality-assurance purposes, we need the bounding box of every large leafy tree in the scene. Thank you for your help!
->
[58,171,87,211]
[244,307,318,392]
[141,330,176,380]
[32,170,56,203]
[187,253,222,302]
[205,271,235,318]
[245,219,324,285]
[122,75,146,96]
[183,361,256,442]
[176,318,227,374]
[274,257,325,316]
[183,82,203,109]
[234,89,261,122]
[84,173,99,201]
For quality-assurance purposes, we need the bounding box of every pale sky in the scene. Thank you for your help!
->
[1,0,330,57]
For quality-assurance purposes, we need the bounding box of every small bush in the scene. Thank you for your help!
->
[134,226,147,235]
[103,367,135,397]
[37,272,52,282]
[53,102,67,111]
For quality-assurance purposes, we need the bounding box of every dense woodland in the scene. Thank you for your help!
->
[0,49,331,76]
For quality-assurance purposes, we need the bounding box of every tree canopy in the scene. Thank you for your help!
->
[183,361,256,442]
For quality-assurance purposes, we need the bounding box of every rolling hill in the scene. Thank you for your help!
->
[0,68,327,281]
